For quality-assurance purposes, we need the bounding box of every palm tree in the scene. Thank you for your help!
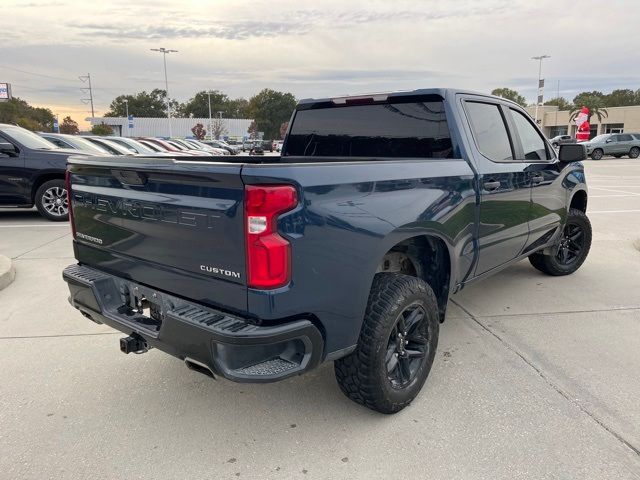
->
[569,104,608,123]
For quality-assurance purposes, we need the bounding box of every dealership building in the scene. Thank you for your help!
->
[87,116,254,140]
[525,105,640,139]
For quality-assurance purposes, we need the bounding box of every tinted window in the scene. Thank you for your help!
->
[286,100,452,158]
[617,134,632,141]
[46,138,70,149]
[465,102,513,161]
[510,109,552,160]
[1,125,58,150]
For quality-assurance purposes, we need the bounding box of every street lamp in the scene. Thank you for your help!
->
[532,55,550,124]
[150,47,178,137]
[207,91,213,141]
[123,99,129,137]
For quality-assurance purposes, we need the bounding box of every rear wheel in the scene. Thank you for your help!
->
[334,273,439,414]
[590,149,603,160]
[629,147,640,159]
[35,179,68,221]
[529,208,591,276]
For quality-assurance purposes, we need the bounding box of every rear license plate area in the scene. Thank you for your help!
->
[116,284,167,334]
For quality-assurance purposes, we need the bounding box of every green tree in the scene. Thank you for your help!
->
[227,98,249,118]
[544,97,572,110]
[0,97,54,131]
[570,91,608,123]
[59,116,79,134]
[247,89,297,139]
[105,89,180,118]
[179,90,250,118]
[91,123,113,135]
[604,89,638,107]
[491,88,527,107]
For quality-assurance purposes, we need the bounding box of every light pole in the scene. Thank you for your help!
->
[123,99,129,137]
[150,47,178,137]
[207,91,213,140]
[532,55,550,124]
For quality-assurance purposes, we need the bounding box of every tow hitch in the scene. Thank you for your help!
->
[120,333,150,354]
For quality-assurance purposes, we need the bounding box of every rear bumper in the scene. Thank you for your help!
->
[62,264,323,383]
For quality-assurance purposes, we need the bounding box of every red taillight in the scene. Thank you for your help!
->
[245,185,298,289]
[65,167,76,238]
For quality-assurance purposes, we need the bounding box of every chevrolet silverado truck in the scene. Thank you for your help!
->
[62,89,591,414]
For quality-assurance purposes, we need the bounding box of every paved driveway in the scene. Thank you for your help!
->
[1,159,639,479]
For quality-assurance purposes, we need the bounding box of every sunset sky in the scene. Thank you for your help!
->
[2,0,638,128]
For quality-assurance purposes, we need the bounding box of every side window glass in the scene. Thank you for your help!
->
[510,109,552,160]
[465,102,513,162]
[618,134,632,142]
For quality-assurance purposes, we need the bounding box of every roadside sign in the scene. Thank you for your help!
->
[53,116,59,133]
[0,83,11,102]
[128,114,134,129]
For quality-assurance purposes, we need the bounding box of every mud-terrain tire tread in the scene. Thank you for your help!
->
[334,273,439,414]
[529,208,592,276]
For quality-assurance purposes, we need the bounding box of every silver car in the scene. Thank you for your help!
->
[584,133,640,160]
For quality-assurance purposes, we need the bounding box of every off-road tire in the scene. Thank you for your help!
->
[529,208,592,276]
[35,179,69,221]
[590,149,603,160]
[629,147,640,159]
[334,273,439,414]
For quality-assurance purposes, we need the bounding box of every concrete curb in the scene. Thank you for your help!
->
[0,255,16,291]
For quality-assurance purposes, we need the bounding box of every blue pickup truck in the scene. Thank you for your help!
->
[63,89,591,413]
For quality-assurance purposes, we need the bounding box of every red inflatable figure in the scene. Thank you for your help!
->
[575,106,590,142]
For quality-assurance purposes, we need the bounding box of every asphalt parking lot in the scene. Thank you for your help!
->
[1,158,639,479]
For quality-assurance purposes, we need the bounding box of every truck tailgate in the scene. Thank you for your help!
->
[67,157,248,313]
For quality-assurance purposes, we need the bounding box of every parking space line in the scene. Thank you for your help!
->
[589,187,640,196]
[589,194,639,198]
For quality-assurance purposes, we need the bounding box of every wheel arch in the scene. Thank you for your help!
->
[569,189,588,213]
[373,232,454,322]
[31,173,65,203]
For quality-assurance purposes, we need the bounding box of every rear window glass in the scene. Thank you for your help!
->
[286,100,453,158]
[464,102,513,162]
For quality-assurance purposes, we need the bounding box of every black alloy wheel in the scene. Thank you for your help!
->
[555,222,586,266]
[385,303,430,389]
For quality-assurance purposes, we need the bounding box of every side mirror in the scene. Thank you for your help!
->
[605,139,612,143]
[0,141,17,156]
[558,143,587,163]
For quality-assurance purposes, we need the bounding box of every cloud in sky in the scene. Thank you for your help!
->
[1,0,638,124]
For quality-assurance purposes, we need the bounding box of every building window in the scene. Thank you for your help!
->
[550,127,568,137]
[604,123,624,134]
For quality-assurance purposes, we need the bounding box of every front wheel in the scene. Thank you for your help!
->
[590,149,603,160]
[35,179,69,221]
[334,273,439,414]
[529,208,592,276]
[629,147,640,159]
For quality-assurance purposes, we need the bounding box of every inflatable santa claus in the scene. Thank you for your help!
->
[575,106,590,142]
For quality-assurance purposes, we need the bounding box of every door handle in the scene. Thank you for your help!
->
[483,180,501,191]
[531,174,544,185]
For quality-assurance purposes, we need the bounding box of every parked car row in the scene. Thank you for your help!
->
[37,133,236,158]
[0,123,249,222]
